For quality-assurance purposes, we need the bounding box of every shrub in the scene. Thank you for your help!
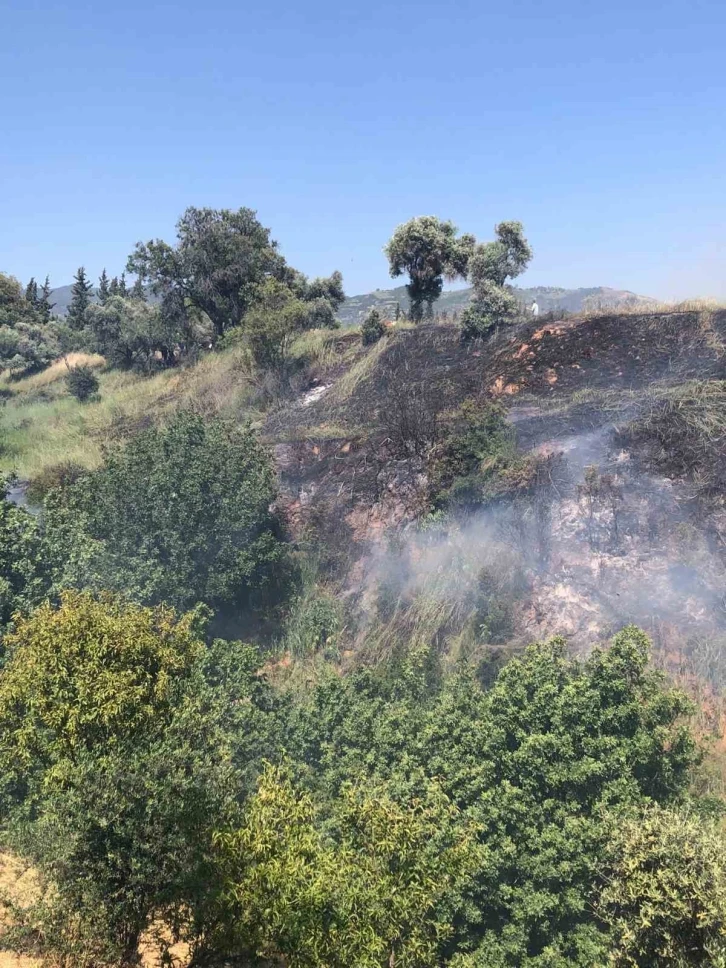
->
[598,806,726,966]
[361,307,386,345]
[43,410,295,627]
[65,363,99,402]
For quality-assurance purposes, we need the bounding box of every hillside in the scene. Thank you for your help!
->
[3,304,725,668]
[3,304,726,965]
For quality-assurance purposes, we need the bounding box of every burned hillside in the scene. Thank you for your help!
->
[265,308,726,683]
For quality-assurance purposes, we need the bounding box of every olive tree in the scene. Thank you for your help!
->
[385,216,474,322]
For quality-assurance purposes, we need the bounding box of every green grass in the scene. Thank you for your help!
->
[0,345,258,480]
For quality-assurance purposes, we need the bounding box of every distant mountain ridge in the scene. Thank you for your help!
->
[48,283,655,322]
[337,285,657,325]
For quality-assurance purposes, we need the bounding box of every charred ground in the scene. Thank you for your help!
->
[263,308,726,687]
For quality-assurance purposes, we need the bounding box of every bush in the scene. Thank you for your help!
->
[65,363,99,402]
[598,806,726,966]
[43,410,295,628]
[361,308,386,345]
[0,593,280,964]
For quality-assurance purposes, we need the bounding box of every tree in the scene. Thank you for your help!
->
[598,806,726,967]
[43,410,294,623]
[0,594,274,965]
[0,591,204,793]
[24,277,38,308]
[361,307,386,345]
[67,266,94,329]
[109,275,120,297]
[38,275,54,322]
[128,206,290,341]
[243,278,340,378]
[0,492,50,636]
[86,294,195,370]
[461,221,532,338]
[287,628,699,966]
[98,268,110,305]
[385,217,474,322]
[130,275,145,300]
[215,765,478,968]
[118,271,128,297]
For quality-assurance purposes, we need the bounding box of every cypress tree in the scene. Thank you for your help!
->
[109,276,120,297]
[130,277,145,301]
[118,272,128,298]
[24,277,38,308]
[98,269,110,305]
[38,276,54,322]
[67,267,94,330]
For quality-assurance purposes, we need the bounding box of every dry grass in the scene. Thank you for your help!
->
[579,298,726,319]
[329,334,389,403]
[0,345,258,480]
[0,354,106,394]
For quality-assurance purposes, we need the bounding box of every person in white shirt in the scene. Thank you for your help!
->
[531,300,539,317]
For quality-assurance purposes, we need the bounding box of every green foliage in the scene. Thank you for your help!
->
[385,216,474,322]
[0,491,50,636]
[0,593,281,964]
[361,306,386,345]
[430,399,515,507]
[127,206,289,341]
[86,294,201,370]
[43,410,294,623]
[462,221,532,338]
[284,588,343,657]
[244,279,334,376]
[0,272,61,374]
[97,268,110,305]
[65,362,100,401]
[215,763,477,968]
[286,628,698,965]
[67,266,94,330]
[598,806,726,967]
[0,590,204,793]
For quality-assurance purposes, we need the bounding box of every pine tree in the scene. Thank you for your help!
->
[38,276,54,322]
[67,267,94,330]
[118,272,128,298]
[25,277,38,308]
[130,276,145,301]
[109,276,120,297]
[98,269,110,305]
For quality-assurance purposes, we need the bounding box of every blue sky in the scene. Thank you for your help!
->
[1,0,725,298]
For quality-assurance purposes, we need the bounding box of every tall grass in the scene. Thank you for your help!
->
[0,345,257,480]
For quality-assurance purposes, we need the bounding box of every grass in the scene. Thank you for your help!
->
[0,353,106,394]
[578,298,726,319]
[329,333,390,403]
[0,345,258,480]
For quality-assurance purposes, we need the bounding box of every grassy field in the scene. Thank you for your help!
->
[0,328,365,482]
[0,344,260,480]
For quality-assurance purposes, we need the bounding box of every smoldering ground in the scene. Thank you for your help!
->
[361,416,726,687]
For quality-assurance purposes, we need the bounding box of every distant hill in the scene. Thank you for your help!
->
[49,282,655,322]
[336,285,657,325]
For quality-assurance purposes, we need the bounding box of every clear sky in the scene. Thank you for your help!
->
[2,0,725,299]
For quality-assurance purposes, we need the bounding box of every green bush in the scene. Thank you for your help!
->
[65,363,99,402]
[361,307,386,345]
[598,806,726,966]
[43,410,295,627]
